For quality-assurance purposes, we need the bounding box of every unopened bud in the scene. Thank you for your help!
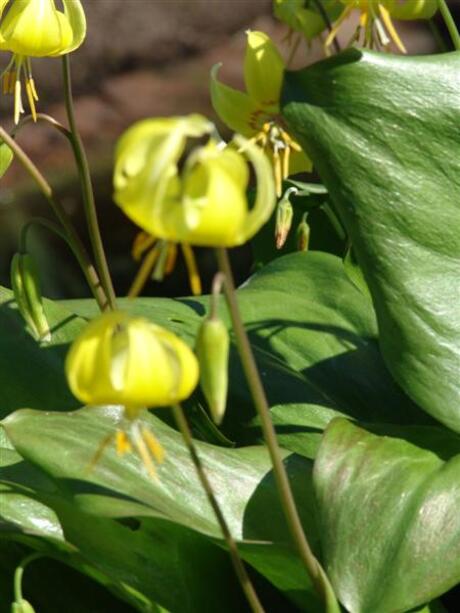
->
[195,316,229,425]
[11,253,51,342]
[1,141,13,179]
[296,213,310,252]
[275,197,293,249]
[12,599,36,613]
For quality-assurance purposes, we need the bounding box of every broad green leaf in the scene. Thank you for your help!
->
[0,287,84,417]
[313,418,460,612]
[2,407,322,610]
[282,50,460,431]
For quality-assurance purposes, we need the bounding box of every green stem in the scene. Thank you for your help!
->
[172,404,264,613]
[438,0,460,50]
[12,112,71,139]
[312,0,341,54]
[14,553,43,603]
[0,125,107,311]
[62,55,117,310]
[215,247,337,606]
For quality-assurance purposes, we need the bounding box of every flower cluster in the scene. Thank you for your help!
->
[0,0,86,122]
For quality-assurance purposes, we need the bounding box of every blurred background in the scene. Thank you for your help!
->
[0,0,456,300]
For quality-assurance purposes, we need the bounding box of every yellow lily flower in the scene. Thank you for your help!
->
[66,310,199,477]
[0,0,86,123]
[210,30,312,196]
[325,0,437,54]
[114,114,276,248]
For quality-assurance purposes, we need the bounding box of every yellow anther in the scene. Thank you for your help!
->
[26,78,37,122]
[115,430,132,456]
[132,423,158,479]
[132,231,156,261]
[30,77,39,101]
[165,242,178,275]
[128,243,161,298]
[141,426,165,464]
[273,148,282,197]
[283,145,290,182]
[379,4,406,53]
[181,243,202,296]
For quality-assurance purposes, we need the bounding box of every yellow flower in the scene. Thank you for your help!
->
[210,30,312,196]
[0,0,86,123]
[65,310,199,477]
[113,114,276,248]
[325,0,437,54]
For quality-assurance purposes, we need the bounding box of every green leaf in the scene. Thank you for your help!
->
[2,407,322,610]
[282,50,460,431]
[313,418,460,612]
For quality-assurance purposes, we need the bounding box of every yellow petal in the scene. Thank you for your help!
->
[60,0,86,54]
[65,311,199,408]
[288,147,313,176]
[232,134,276,245]
[244,31,284,107]
[0,0,73,57]
[210,64,261,136]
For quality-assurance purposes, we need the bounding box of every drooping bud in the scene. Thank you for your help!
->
[296,213,310,252]
[12,599,36,613]
[10,253,51,342]
[195,315,230,425]
[0,139,13,178]
[275,186,297,249]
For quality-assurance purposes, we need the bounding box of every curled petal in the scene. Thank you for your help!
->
[60,0,87,54]
[210,63,261,136]
[244,30,284,107]
[232,134,276,245]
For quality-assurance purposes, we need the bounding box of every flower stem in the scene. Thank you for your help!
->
[438,0,460,50]
[0,125,107,310]
[14,552,43,603]
[215,247,338,608]
[172,404,264,613]
[62,55,117,310]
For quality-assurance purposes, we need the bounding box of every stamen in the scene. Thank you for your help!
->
[132,231,156,261]
[181,243,201,296]
[14,77,23,125]
[128,244,161,298]
[282,145,290,182]
[115,430,132,455]
[8,70,16,94]
[141,426,165,464]
[86,432,115,472]
[272,147,282,197]
[26,78,37,122]
[165,242,178,275]
[30,77,39,101]
[379,3,406,53]
[324,4,353,55]
[2,73,9,95]
[131,421,158,479]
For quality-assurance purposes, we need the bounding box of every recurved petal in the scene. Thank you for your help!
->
[244,30,284,107]
[210,64,260,136]
[232,134,276,245]
[59,0,86,54]
[384,0,438,20]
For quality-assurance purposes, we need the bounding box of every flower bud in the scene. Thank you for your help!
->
[10,252,50,342]
[65,311,199,412]
[12,599,35,613]
[0,140,13,178]
[296,213,310,252]
[195,316,229,425]
[275,195,294,249]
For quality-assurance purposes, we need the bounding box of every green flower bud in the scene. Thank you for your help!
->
[275,187,298,249]
[11,599,36,613]
[11,253,50,342]
[195,316,229,425]
[296,213,310,252]
[0,140,13,178]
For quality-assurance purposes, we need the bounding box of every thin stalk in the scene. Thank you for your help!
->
[62,55,117,310]
[215,247,336,606]
[12,112,71,139]
[172,404,264,613]
[428,18,448,52]
[312,0,342,54]
[14,553,44,602]
[0,125,107,310]
[438,0,460,50]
